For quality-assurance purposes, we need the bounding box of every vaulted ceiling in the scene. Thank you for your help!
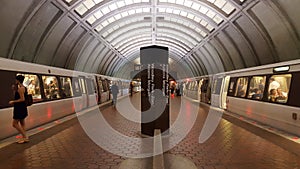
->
[0,0,299,79]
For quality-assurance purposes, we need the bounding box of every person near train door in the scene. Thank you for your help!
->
[111,83,119,107]
[9,75,29,144]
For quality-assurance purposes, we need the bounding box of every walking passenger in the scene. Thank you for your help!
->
[9,75,29,144]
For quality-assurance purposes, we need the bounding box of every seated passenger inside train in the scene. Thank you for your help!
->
[276,88,287,102]
[269,89,277,102]
[251,88,263,100]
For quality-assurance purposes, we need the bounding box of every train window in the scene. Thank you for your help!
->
[212,78,223,94]
[18,74,42,102]
[79,78,86,94]
[97,77,104,92]
[247,76,266,100]
[60,77,73,97]
[72,78,81,96]
[42,76,61,99]
[268,74,292,103]
[86,79,95,95]
[234,77,248,97]
[102,79,108,92]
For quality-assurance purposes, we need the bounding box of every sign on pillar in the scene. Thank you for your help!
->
[140,45,170,136]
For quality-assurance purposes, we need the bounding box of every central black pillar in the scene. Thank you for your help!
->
[140,45,169,136]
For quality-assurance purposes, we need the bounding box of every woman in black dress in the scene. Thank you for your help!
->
[9,75,29,144]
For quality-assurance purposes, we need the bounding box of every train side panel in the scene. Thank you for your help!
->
[227,97,300,136]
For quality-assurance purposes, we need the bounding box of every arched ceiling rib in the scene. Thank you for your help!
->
[64,0,239,61]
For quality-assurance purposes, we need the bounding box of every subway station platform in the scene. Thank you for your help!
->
[0,94,300,169]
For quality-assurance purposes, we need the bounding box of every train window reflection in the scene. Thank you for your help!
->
[235,77,248,97]
[60,77,73,97]
[19,74,42,102]
[268,74,291,103]
[247,76,266,100]
[42,76,61,99]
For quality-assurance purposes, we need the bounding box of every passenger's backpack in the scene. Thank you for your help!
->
[25,87,33,106]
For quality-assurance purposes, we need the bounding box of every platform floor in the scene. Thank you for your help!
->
[0,94,300,169]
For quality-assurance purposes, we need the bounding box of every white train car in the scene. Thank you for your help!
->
[0,58,97,140]
[183,59,300,136]
[183,75,212,104]
[224,59,300,136]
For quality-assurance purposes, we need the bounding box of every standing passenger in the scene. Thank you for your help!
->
[111,83,119,107]
[9,75,29,144]
[130,82,133,96]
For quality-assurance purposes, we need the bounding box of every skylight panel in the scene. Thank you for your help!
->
[83,0,95,9]
[193,17,201,23]
[113,25,120,30]
[180,11,188,17]
[65,0,73,2]
[109,3,118,11]
[128,9,136,15]
[187,13,195,20]
[107,28,114,34]
[143,8,151,12]
[114,13,122,20]
[87,15,97,24]
[177,19,184,25]
[175,0,184,5]
[121,11,129,17]
[75,4,88,15]
[222,3,235,14]
[183,0,193,7]
[94,0,103,3]
[199,6,209,14]
[136,8,143,13]
[173,9,180,15]
[159,8,166,13]
[214,0,226,8]
[168,0,176,3]
[101,20,109,27]
[195,27,201,33]
[206,10,216,18]
[94,10,103,18]
[191,3,201,10]
[125,0,134,5]
[166,8,173,13]
[102,31,109,37]
[213,15,223,24]
[200,31,207,37]
[107,17,116,23]
[117,1,126,8]
[200,20,208,26]
[95,24,103,32]
[206,24,214,31]
[101,6,110,15]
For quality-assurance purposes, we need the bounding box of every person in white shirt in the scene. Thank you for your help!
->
[269,78,280,91]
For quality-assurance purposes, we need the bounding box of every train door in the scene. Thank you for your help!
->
[197,79,203,101]
[78,76,88,109]
[86,77,97,107]
[220,76,230,109]
[96,76,103,104]
[211,75,225,108]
